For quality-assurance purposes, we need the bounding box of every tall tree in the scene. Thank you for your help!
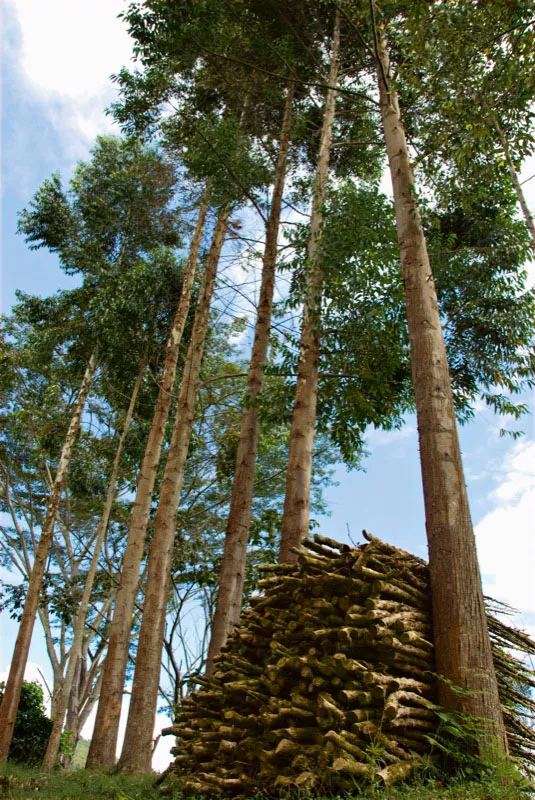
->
[42,350,147,768]
[85,192,211,769]
[205,82,295,672]
[117,207,230,771]
[278,10,341,564]
[372,17,507,749]
[0,350,97,762]
[0,136,181,764]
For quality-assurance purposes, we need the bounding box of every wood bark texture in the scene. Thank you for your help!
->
[42,351,146,769]
[375,31,507,750]
[0,348,98,763]
[205,83,295,674]
[117,207,230,773]
[278,12,340,564]
[86,190,210,769]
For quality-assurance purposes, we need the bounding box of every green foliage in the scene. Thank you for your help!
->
[18,136,181,278]
[0,681,52,766]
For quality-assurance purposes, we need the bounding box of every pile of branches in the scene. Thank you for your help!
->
[162,532,535,795]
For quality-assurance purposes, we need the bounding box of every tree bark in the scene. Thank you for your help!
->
[278,13,340,565]
[489,110,535,251]
[0,348,98,763]
[375,30,507,751]
[42,350,146,769]
[86,188,210,769]
[117,207,230,773]
[205,83,295,674]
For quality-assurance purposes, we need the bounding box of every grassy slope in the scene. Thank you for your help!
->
[0,766,531,800]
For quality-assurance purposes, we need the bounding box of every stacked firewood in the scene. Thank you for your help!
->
[161,532,535,796]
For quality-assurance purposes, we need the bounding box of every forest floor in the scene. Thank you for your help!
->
[0,765,532,800]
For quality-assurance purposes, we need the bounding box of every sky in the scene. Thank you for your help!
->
[1,0,535,773]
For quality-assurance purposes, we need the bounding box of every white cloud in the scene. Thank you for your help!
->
[11,0,132,99]
[8,0,133,146]
[476,439,535,632]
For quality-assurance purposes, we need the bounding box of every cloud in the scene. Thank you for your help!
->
[6,0,133,156]
[476,438,535,633]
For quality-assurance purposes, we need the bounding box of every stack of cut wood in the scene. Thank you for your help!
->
[162,532,535,796]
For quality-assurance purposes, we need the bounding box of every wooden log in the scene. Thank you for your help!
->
[346,709,377,724]
[332,756,371,776]
[325,730,367,760]
[376,759,415,786]
[198,774,249,791]
[388,717,436,732]
[218,739,238,753]
[273,727,323,744]
[317,693,346,728]
[294,771,316,789]
[384,690,439,720]
[313,533,351,552]
[372,580,428,608]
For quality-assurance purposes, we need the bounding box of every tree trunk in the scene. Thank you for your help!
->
[86,189,210,769]
[117,207,230,773]
[375,30,507,751]
[42,350,146,769]
[0,348,98,763]
[278,13,340,565]
[490,110,535,251]
[205,83,295,675]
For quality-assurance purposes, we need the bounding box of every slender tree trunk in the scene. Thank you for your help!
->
[375,30,507,751]
[86,189,210,769]
[490,110,535,251]
[205,84,295,674]
[42,351,147,769]
[0,349,98,763]
[278,13,340,565]
[117,208,230,773]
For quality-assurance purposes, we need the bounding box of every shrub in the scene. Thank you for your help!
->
[0,680,52,765]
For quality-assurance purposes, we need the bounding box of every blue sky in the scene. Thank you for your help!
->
[1,0,534,770]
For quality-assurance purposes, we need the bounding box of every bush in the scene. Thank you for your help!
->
[0,680,52,765]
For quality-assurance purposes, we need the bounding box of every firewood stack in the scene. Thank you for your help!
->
[161,532,535,796]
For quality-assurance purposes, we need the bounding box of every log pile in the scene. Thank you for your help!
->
[162,532,535,795]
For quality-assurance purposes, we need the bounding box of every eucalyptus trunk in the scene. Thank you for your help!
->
[86,190,210,769]
[375,30,507,751]
[490,110,535,251]
[42,351,146,769]
[0,349,98,763]
[117,208,230,773]
[278,13,340,565]
[205,83,295,674]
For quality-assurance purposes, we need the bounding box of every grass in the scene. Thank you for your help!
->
[0,765,532,800]
[0,765,159,800]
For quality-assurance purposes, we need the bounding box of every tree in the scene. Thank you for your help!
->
[85,188,210,769]
[0,350,96,763]
[0,136,182,764]
[41,351,147,768]
[278,10,341,563]
[205,82,296,672]
[372,15,507,751]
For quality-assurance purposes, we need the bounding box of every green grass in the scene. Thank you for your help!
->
[0,765,532,800]
[0,765,159,800]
